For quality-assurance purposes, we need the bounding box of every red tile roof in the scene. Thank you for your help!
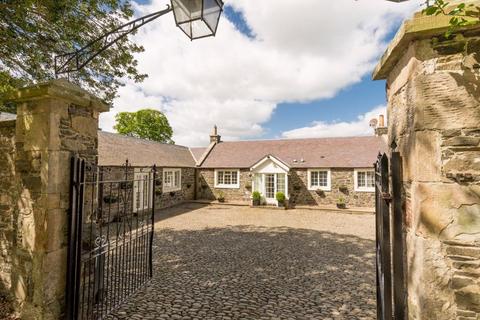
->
[98,132,196,167]
[200,136,387,169]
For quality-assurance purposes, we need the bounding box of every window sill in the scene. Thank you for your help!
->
[308,186,331,192]
[354,188,375,193]
[163,187,181,193]
[215,185,240,189]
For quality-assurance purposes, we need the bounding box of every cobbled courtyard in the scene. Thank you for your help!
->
[107,203,376,320]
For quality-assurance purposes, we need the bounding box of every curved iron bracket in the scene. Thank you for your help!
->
[55,5,173,77]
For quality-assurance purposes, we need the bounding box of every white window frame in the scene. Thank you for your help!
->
[354,168,375,192]
[163,168,182,192]
[214,169,240,189]
[307,169,331,191]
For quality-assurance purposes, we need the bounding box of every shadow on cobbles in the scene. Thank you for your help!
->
[108,226,376,320]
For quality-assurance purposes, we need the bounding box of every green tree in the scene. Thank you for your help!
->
[114,109,174,144]
[424,1,480,36]
[0,0,147,112]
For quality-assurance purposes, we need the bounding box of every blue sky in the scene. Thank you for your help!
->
[266,77,387,138]
[223,4,389,138]
[104,0,421,146]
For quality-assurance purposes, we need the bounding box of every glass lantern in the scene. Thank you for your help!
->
[171,0,224,40]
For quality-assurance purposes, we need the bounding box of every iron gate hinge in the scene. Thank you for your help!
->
[382,192,392,202]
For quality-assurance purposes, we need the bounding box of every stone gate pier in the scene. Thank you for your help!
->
[374,3,480,320]
[0,79,108,319]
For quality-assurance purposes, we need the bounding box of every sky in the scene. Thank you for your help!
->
[100,0,424,147]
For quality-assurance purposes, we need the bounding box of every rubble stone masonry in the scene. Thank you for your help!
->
[197,168,375,207]
[0,120,16,300]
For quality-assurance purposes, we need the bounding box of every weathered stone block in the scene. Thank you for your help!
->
[443,129,462,138]
[414,131,443,182]
[413,182,480,240]
[447,246,480,259]
[452,275,474,289]
[19,113,50,151]
[456,287,480,313]
[413,73,480,131]
[71,115,98,137]
[444,151,480,175]
[44,151,71,194]
[456,308,476,317]
[464,129,480,137]
[443,137,480,147]
[45,209,67,252]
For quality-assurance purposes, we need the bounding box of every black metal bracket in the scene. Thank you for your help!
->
[55,5,173,77]
[382,192,393,202]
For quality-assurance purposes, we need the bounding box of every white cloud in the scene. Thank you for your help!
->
[281,105,387,139]
[101,0,422,146]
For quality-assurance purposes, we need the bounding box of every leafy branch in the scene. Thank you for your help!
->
[423,0,480,36]
[0,0,147,112]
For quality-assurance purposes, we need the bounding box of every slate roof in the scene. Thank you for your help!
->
[98,131,196,167]
[199,136,387,169]
[190,147,207,163]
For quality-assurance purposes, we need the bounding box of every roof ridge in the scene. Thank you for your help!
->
[99,131,189,149]
[215,135,378,143]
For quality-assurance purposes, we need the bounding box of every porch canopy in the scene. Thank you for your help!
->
[250,155,290,203]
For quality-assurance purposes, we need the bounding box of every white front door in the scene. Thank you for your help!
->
[253,173,287,205]
[265,174,276,204]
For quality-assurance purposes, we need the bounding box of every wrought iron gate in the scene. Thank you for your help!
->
[375,152,406,320]
[66,156,156,320]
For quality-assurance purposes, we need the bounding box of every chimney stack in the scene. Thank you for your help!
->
[210,125,221,144]
[375,114,388,137]
[379,114,385,127]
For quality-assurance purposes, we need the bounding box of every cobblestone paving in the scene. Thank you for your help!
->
[107,204,376,320]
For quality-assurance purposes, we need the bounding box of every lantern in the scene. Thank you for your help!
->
[171,0,224,40]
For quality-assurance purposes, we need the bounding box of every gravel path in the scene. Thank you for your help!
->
[107,204,376,319]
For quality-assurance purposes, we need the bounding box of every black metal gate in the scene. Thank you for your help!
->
[66,156,157,320]
[375,152,406,320]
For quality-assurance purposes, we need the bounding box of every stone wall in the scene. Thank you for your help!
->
[197,168,375,207]
[0,120,16,300]
[289,169,375,208]
[374,12,480,319]
[197,169,252,202]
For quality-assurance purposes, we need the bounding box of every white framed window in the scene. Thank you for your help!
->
[308,169,331,191]
[163,168,182,192]
[354,169,375,192]
[215,170,240,189]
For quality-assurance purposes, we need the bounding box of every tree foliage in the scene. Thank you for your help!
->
[424,0,480,36]
[114,109,175,144]
[0,0,147,112]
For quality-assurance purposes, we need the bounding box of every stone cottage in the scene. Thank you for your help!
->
[96,124,386,209]
[97,131,196,211]
[195,126,387,207]
[1,112,387,210]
